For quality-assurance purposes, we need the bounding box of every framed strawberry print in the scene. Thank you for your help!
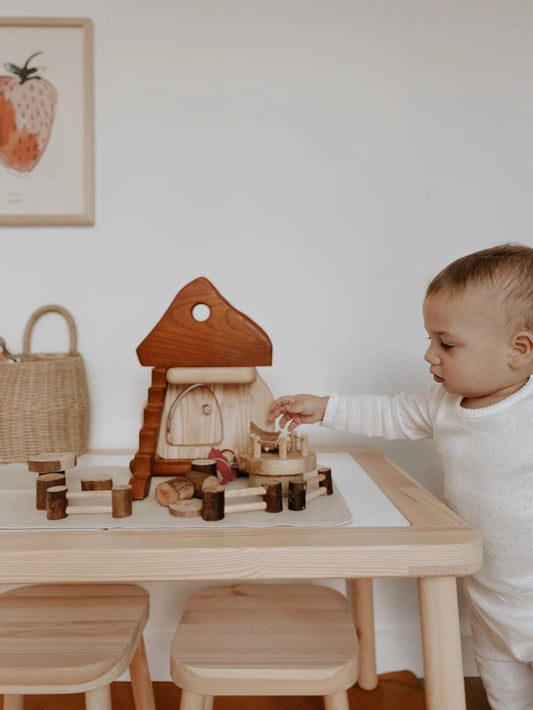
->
[0,17,94,225]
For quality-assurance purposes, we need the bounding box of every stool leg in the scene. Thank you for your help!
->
[3,695,24,710]
[85,684,112,710]
[349,578,378,690]
[204,697,214,710]
[180,689,208,710]
[129,636,156,710]
[323,690,350,710]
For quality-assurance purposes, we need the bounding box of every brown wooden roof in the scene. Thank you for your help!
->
[136,277,272,367]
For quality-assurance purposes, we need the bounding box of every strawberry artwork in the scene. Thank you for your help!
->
[0,52,57,173]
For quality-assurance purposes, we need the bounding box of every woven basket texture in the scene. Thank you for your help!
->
[0,305,90,462]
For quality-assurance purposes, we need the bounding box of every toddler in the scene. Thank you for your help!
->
[268,243,533,710]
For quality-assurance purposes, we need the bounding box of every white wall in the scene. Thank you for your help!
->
[2,0,532,680]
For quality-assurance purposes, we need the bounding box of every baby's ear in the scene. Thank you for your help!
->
[509,331,533,368]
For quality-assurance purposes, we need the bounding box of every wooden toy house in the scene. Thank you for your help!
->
[129,278,275,499]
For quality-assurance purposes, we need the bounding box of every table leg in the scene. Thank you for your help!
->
[418,576,466,710]
[348,578,378,690]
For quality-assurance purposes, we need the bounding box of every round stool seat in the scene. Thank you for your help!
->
[171,583,359,697]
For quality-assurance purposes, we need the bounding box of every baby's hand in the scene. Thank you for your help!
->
[268,394,329,432]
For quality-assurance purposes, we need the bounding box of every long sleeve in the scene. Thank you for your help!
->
[322,385,446,440]
[324,377,533,666]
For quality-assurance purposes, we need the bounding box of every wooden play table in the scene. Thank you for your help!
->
[0,447,481,710]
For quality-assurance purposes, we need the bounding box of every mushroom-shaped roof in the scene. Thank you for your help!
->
[136,277,272,367]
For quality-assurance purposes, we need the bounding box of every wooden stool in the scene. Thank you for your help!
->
[170,583,359,710]
[0,584,156,710]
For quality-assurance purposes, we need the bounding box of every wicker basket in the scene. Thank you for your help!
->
[0,305,90,463]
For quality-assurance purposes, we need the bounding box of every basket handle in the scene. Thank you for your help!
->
[22,305,78,355]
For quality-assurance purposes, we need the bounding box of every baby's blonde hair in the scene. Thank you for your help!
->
[426,243,533,330]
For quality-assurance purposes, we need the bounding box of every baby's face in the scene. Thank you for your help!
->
[423,285,522,407]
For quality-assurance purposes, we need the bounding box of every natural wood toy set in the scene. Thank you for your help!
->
[29,452,132,521]
[126,277,337,518]
[28,279,333,525]
[28,447,335,525]
[155,456,334,522]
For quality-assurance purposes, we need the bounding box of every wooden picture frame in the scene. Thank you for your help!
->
[0,17,94,225]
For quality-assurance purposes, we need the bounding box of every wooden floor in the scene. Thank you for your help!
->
[0,672,491,709]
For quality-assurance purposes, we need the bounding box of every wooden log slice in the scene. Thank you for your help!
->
[36,473,66,510]
[169,499,203,518]
[191,459,217,476]
[186,470,221,497]
[201,487,225,521]
[155,477,195,507]
[112,485,133,518]
[288,479,307,511]
[81,476,113,491]
[317,467,333,495]
[46,485,68,520]
[263,480,283,513]
[28,452,77,474]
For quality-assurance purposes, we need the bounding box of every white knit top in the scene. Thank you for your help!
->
[323,378,533,660]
